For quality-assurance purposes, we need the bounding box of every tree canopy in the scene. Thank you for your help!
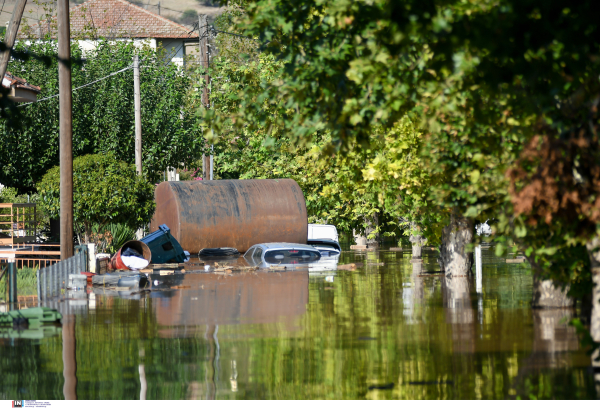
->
[203,0,600,286]
[202,5,444,242]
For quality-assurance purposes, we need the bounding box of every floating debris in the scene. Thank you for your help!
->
[368,383,394,390]
[337,263,363,270]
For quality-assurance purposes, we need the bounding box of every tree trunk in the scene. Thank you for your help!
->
[411,243,422,258]
[353,229,367,246]
[409,222,427,258]
[365,213,379,247]
[353,214,379,247]
[84,222,92,245]
[531,276,573,308]
[438,211,474,277]
[586,237,600,397]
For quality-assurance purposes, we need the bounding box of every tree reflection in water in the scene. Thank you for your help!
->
[1,248,598,399]
[442,276,475,354]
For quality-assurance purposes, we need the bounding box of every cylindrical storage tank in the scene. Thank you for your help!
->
[150,179,308,253]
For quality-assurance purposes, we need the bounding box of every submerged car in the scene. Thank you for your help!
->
[244,243,321,269]
[308,224,339,242]
[308,238,341,256]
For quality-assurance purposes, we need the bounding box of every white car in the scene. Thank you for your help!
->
[308,224,339,242]
[244,243,321,269]
[308,238,341,256]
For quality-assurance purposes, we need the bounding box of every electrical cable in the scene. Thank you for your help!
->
[12,21,249,107]
[214,29,257,41]
[16,22,203,106]
[18,64,133,107]
[0,9,44,22]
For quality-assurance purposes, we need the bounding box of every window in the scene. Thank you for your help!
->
[311,243,340,252]
[244,247,256,259]
[252,247,263,260]
[264,249,320,264]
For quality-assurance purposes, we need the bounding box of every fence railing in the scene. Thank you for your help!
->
[37,250,87,302]
[0,243,61,269]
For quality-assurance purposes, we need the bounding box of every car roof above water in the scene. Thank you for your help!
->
[248,242,319,251]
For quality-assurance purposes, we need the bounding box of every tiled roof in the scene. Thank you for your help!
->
[2,72,42,94]
[17,0,199,40]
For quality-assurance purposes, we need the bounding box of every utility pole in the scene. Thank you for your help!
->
[134,54,144,240]
[0,0,28,81]
[199,14,212,180]
[58,0,73,260]
[134,54,142,175]
[157,2,160,16]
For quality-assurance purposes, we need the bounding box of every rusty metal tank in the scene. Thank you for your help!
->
[150,179,308,253]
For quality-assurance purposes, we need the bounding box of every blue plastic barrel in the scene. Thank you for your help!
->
[140,224,186,264]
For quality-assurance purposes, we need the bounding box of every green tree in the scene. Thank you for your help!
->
[204,0,600,284]
[203,6,442,243]
[0,40,201,193]
[36,152,155,244]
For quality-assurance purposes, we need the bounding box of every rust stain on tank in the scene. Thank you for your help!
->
[150,179,308,253]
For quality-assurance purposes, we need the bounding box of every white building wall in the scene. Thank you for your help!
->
[80,38,184,66]
[77,38,158,55]
[18,38,186,65]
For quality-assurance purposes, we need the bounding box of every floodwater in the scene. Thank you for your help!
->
[2,247,599,399]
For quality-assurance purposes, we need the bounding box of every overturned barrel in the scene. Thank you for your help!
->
[150,179,308,253]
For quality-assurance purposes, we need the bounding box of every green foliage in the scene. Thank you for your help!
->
[0,40,201,193]
[104,223,136,254]
[202,6,443,239]
[36,153,155,244]
[203,1,600,299]
[0,187,19,203]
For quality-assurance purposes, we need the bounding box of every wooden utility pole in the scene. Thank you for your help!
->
[0,0,28,81]
[134,54,142,175]
[58,0,73,260]
[199,14,212,180]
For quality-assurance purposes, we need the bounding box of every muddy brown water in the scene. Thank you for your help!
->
[1,247,598,399]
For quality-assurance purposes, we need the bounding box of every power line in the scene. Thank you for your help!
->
[0,9,44,22]
[18,64,133,107]
[14,22,252,108]
[215,29,256,41]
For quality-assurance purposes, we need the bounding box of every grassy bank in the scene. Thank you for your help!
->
[0,267,38,301]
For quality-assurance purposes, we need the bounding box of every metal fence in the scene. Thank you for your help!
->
[37,249,87,301]
[0,243,61,269]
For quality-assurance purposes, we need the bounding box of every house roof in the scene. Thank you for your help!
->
[17,0,199,40]
[2,72,42,94]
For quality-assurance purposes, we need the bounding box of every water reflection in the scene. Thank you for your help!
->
[531,309,579,365]
[0,247,598,399]
[154,271,309,336]
[442,277,475,354]
[62,314,77,400]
